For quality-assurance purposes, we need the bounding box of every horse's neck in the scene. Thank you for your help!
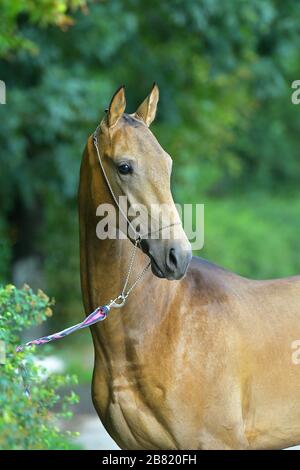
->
[84,235,146,309]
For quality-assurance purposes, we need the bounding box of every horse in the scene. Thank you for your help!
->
[79,84,300,450]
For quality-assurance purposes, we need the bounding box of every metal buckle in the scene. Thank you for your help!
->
[108,295,126,309]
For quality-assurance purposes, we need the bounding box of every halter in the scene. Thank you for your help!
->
[92,125,181,308]
[93,124,150,309]
[16,125,181,355]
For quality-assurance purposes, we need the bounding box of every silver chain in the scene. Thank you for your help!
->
[93,128,151,309]
[121,239,151,298]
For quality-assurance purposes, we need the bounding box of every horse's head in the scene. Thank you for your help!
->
[94,84,192,280]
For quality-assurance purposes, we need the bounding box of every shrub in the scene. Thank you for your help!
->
[0,284,79,450]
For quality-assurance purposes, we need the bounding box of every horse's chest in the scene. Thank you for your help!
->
[96,374,176,450]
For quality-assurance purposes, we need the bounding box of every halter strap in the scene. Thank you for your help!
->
[93,126,139,240]
[93,126,181,242]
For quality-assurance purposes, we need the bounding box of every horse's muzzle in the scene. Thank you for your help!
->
[141,238,192,280]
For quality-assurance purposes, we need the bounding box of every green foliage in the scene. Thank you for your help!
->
[1,0,300,320]
[0,284,79,450]
[0,0,86,56]
[200,194,300,279]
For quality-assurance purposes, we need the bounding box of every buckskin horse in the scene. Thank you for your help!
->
[79,85,300,450]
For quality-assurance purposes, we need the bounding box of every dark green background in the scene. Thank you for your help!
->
[1,0,300,321]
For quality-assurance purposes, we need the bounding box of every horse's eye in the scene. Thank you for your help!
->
[118,163,132,175]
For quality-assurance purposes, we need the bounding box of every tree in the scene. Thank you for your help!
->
[1,0,300,316]
[0,0,87,57]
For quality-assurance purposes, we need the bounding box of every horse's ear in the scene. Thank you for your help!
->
[107,85,126,127]
[135,83,159,127]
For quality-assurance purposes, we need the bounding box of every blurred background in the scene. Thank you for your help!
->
[1,0,300,449]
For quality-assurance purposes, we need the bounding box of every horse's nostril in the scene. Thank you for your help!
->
[140,239,150,255]
[168,247,178,271]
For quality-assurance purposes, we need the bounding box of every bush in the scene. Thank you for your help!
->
[0,284,79,450]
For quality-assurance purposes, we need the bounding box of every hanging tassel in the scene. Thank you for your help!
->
[16,305,110,352]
